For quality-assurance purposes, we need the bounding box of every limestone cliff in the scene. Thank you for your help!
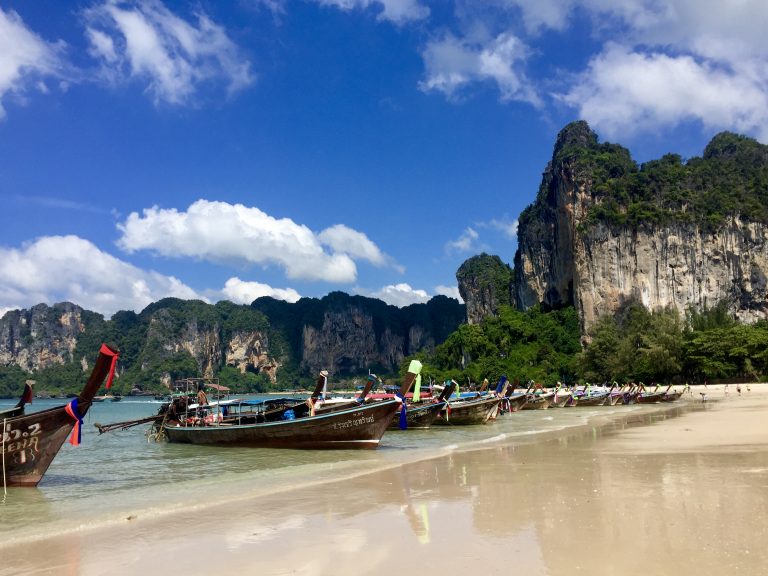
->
[514,121,768,333]
[456,254,514,324]
[0,302,87,371]
[252,292,465,377]
[0,294,464,389]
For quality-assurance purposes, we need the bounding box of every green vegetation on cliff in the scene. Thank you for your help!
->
[541,121,768,231]
[415,305,582,386]
[456,253,514,310]
[0,293,465,397]
[406,299,768,387]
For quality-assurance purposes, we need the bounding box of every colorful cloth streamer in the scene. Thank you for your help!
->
[100,343,119,389]
[412,374,422,403]
[398,395,407,430]
[64,399,84,446]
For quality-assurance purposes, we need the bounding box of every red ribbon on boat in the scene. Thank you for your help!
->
[100,343,119,389]
[64,399,84,446]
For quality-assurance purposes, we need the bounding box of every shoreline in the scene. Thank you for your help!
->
[3,385,767,575]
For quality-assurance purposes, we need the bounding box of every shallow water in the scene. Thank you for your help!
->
[0,396,695,546]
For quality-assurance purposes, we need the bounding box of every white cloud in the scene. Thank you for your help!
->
[369,283,430,306]
[499,0,575,33]
[0,235,201,317]
[0,8,65,118]
[488,217,518,239]
[116,199,391,283]
[434,284,463,303]
[419,32,540,105]
[221,277,300,304]
[560,43,768,140]
[318,224,388,266]
[84,0,254,105]
[314,0,429,24]
[445,227,481,254]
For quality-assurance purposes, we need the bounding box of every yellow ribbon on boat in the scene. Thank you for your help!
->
[412,374,422,402]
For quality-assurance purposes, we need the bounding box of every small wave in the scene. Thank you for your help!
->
[479,433,507,444]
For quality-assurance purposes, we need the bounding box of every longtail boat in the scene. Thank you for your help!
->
[501,381,528,412]
[436,395,502,425]
[1,344,119,487]
[661,385,683,402]
[434,379,504,425]
[522,390,554,410]
[636,385,666,404]
[388,381,454,430]
[550,388,572,407]
[572,390,610,406]
[146,360,425,450]
[0,383,33,419]
[312,373,381,415]
[161,399,400,449]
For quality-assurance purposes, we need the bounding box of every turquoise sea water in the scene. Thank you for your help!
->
[0,395,692,547]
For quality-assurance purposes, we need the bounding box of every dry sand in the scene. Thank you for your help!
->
[3,385,768,576]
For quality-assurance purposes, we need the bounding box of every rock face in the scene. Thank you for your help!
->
[0,302,86,371]
[117,302,283,384]
[0,294,465,385]
[301,307,395,374]
[457,254,514,324]
[252,292,465,377]
[513,121,768,333]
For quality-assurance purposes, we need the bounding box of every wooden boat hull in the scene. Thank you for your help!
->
[636,392,666,404]
[1,408,75,486]
[434,396,501,425]
[503,394,528,412]
[1,344,119,487]
[573,393,609,406]
[162,400,399,449]
[661,391,683,402]
[550,393,572,407]
[389,401,446,430]
[522,393,553,410]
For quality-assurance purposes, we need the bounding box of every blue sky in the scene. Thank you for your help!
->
[1,0,767,318]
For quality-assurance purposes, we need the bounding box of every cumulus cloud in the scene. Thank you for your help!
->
[0,8,65,118]
[445,227,481,254]
[488,217,518,239]
[314,0,429,24]
[434,284,463,302]
[420,32,540,105]
[0,235,201,317]
[368,283,430,306]
[84,0,253,105]
[220,277,300,304]
[555,1,768,140]
[318,224,387,266]
[560,43,768,140]
[116,199,392,283]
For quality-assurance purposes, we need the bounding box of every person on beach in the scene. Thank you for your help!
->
[725,384,729,395]
[737,384,742,395]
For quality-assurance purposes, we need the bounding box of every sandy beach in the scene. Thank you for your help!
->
[3,385,767,576]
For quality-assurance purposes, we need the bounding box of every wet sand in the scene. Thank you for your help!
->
[3,385,768,576]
